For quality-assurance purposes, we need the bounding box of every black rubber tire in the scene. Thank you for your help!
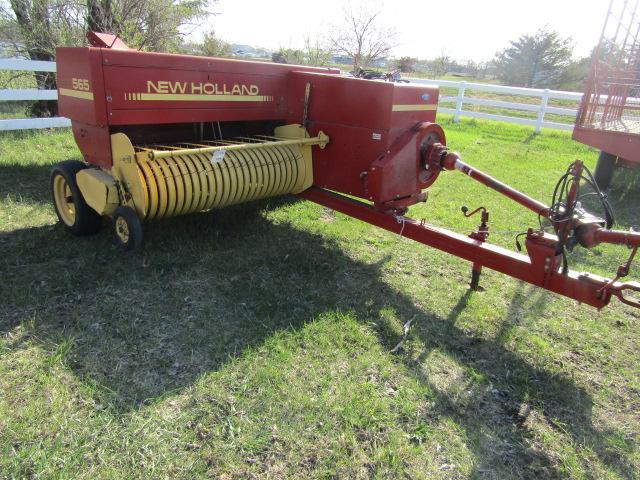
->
[112,205,143,251]
[50,160,102,235]
[593,151,617,190]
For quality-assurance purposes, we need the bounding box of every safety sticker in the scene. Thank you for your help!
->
[211,149,226,164]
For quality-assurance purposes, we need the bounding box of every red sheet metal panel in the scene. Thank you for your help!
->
[286,73,394,199]
[103,65,286,124]
[58,46,341,127]
[55,45,341,168]
[573,126,640,163]
[389,83,439,138]
[71,122,112,169]
[57,48,108,126]
[286,72,439,200]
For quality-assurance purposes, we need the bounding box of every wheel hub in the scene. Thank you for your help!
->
[115,216,130,243]
[53,175,76,226]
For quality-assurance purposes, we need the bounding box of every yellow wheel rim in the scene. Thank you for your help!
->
[115,216,130,244]
[53,174,76,226]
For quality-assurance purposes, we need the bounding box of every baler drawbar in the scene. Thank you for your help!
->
[51,32,640,310]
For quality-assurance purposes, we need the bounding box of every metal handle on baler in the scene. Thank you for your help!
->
[146,132,330,160]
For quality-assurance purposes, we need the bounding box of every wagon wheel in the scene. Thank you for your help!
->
[593,151,617,190]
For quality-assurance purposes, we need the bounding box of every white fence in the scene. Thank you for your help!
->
[0,58,70,131]
[0,58,583,133]
[407,78,582,133]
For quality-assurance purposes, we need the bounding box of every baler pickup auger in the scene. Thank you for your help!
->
[51,32,640,310]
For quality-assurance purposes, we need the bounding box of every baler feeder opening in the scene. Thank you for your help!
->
[135,141,308,220]
[115,126,326,221]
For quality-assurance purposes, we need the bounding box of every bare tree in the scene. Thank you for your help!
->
[330,2,396,72]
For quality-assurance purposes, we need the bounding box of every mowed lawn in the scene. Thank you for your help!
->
[0,118,638,479]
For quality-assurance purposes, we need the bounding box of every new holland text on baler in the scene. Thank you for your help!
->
[51,32,640,310]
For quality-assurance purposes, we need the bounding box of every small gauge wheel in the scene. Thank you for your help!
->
[112,206,143,251]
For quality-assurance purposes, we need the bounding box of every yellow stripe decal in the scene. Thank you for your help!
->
[392,104,437,112]
[59,88,94,101]
[138,93,272,102]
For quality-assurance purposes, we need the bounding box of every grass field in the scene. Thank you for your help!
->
[0,118,638,479]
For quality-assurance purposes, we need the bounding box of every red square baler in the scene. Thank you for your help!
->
[50,33,640,311]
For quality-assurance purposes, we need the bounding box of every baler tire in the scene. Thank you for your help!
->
[50,160,102,236]
[594,151,617,190]
[112,206,143,251]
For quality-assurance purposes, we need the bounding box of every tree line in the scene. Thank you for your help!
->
[389,28,595,92]
[272,28,593,92]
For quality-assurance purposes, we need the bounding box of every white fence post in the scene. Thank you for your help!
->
[408,77,581,132]
[453,81,467,123]
[535,89,550,133]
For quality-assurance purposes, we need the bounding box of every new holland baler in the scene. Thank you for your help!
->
[52,32,640,310]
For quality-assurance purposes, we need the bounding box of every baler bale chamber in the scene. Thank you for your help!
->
[53,32,640,311]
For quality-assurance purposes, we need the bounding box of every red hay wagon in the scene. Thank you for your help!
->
[574,0,640,188]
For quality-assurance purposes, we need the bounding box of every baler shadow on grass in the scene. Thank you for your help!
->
[0,194,635,478]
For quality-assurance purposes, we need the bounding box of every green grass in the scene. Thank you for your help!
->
[0,71,38,119]
[0,119,639,479]
[436,89,579,126]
